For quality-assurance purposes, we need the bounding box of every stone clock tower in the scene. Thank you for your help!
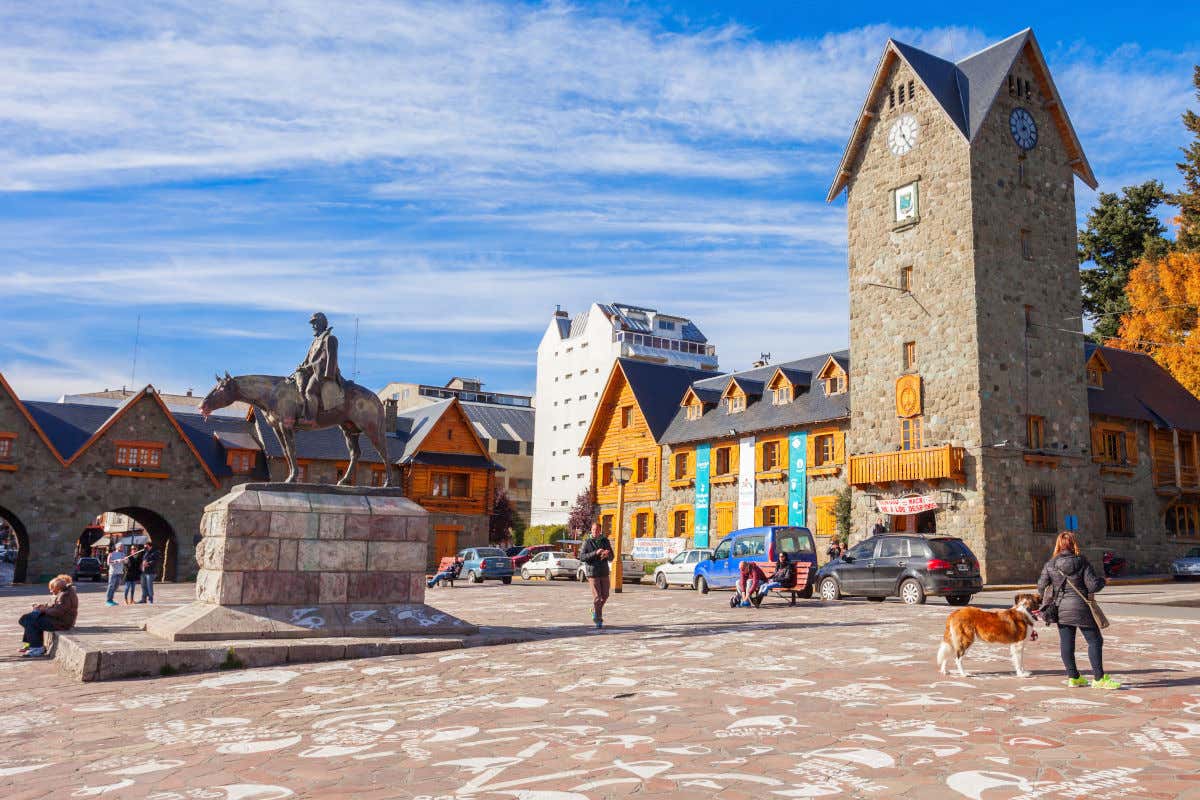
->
[827,29,1098,582]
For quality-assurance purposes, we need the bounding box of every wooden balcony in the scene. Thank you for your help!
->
[849,444,966,486]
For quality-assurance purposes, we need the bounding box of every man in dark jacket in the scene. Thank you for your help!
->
[139,545,160,603]
[754,552,797,605]
[1037,531,1119,689]
[579,522,614,628]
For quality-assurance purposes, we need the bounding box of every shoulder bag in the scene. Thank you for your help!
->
[1056,568,1110,629]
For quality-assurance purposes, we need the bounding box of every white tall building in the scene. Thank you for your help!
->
[531,302,719,526]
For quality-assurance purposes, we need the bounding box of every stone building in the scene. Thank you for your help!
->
[579,29,1200,582]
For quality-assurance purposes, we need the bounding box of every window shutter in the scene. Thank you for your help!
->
[731,443,740,473]
[834,432,846,464]
[1091,426,1104,462]
[1124,430,1138,465]
[806,435,816,467]
[755,441,764,472]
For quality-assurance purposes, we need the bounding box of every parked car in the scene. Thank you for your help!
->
[458,547,515,584]
[575,553,643,584]
[653,549,713,589]
[693,526,817,596]
[73,556,105,582]
[1171,546,1200,579]
[504,546,523,559]
[511,544,558,571]
[814,534,982,605]
[521,550,580,581]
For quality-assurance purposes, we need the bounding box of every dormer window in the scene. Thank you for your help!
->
[1087,366,1103,387]
[772,386,792,405]
[1086,349,1111,389]
[686,403,702,421]
[728,395,746,414]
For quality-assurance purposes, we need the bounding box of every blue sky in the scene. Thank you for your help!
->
[1,1,1198,400]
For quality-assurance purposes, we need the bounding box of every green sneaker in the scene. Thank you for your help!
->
[1091,675,1122,690]
[1065,676,1089,688]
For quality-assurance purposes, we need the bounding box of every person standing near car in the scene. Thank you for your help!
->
[1037,531,1120,689]
[105,545,126,607]
[579,522,614,629]
[139,544,160,603]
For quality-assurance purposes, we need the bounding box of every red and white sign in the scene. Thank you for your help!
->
[876,495,939,515]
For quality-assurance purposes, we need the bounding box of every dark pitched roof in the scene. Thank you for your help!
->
[953,29,1028,140]
[773,367,813,388]
[662,351,851,446]
[25,401,116,460]
[618,358,716,441]
[461,402,534,443]
[175,412,266,479]
[393,400,455,462]
[890,40,967,134]
[256,410,389,464]
[1085,343,1200,430]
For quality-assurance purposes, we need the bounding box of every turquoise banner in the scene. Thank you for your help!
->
[693,443,711,548]
[788,432,807,527]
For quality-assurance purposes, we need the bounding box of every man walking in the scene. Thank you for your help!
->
[139,544,159,603]
[105,545,125,607]
[578,522,614,629]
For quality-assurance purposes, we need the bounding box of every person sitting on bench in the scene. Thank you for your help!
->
[733,560,767,608]
[756,552,797,603]
[19,574,78,657]
[428,558,463,588]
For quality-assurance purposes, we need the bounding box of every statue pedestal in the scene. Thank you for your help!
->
[147,483,476,642]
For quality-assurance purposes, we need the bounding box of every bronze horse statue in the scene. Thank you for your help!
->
[200,372,391,486]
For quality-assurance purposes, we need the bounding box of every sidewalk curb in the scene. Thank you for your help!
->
[984,576,1173,591]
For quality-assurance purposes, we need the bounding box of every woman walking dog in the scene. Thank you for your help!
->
[1037,531,1120,689]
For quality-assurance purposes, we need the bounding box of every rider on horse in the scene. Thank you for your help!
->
[293,312,343,425]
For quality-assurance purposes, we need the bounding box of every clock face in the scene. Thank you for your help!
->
[887,114,919,156]
[1010,107,1038,150]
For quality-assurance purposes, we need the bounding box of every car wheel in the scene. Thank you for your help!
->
[696,576,709,595]
[545,569,554,581]
[501,576,512,585]
[819,577,841,601]
[900,579,926,605]
[469,571,481,584]
[867,596,885,602]
[521,569,529,581]
[946,594,971,606]
[655,572,669,590]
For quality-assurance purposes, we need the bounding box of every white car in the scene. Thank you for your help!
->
[653,549,713,589]
[521,550,580,581]
[576,554,643,584]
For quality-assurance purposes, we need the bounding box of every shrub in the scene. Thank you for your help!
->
[523,525,568,547]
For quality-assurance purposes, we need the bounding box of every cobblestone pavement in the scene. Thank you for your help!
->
[3,580,1200,799]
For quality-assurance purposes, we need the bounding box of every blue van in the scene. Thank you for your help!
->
[693,526,817,595]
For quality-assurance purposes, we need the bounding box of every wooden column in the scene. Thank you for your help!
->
[613,478,626,593]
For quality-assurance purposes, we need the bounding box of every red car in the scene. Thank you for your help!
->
[511,544,557,570]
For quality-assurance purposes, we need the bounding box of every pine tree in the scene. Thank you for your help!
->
[1173,65,1200,251]
[488,488,517,544]
[566,490,596,536]
[1078,181,1170,340]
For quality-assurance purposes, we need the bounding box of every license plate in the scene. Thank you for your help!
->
[956,563,968,572]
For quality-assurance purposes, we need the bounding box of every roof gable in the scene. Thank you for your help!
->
[415,399,490,459]
[817,356,847,381]
[0,372,67,464]
[827,29,1096,201]
[1085,343,1200,430]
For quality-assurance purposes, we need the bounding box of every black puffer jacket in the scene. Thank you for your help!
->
[1037,553,1105,628]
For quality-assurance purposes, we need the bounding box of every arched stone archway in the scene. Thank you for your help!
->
[111,507,179,582]
[0,505,30,584]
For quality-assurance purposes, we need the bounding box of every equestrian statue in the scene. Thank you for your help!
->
[199,312,391,486]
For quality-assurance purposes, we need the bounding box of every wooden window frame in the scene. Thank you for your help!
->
[1092,422,1136,469]
[114,440,164,469]
[672,506,691,537]
[772,386,792,406]
[812,495,837,538]
[620,405,633,429]
[900,417,923,451]
[1166,502,1200,538]
[634,508,655,538]
[369,465,387,487]
[1087,366,1104,388]
[431,471,471,498]
[900,266,913,293]
[1027,415,1045,450]
[0,432,14,461]
[1030,488,1056,533]
[671,450,692,484]
[686,403,702,421]
[758,503,784,527]
[714,502,736,537]
[1103,497,1133,538]
[813,433,836,467]
[226,449,257,475]
[636,456,650,483]
[902,341,916,371]
[600,512,614,537]
[601,462,614,487]
[728,394,746,414]
[713,445,736,480]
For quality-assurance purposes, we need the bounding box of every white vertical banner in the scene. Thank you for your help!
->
[737,436,755,530]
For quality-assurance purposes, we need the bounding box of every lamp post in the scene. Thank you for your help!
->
[613,464,634,593]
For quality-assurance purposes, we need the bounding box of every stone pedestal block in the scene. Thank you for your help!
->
[147,483,476,642]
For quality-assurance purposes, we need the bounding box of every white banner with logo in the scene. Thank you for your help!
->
[876,495,939,515]
[631,537,688,561]
[738,436,756,530]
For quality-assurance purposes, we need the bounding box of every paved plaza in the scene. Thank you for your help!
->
[2,579,1200,799]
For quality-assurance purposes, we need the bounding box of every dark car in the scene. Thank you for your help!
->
[814,534,981,605]
[73,556,105,582]
[511,544,557,571]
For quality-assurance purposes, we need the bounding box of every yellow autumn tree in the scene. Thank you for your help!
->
[1112,251,1200,397]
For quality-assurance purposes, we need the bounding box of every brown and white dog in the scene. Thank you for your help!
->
[936,593,1040,678]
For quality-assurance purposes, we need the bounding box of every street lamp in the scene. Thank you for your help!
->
[613,463,634,593]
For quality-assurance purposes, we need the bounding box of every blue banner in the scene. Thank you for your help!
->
[694,443,711,548]
[788,432,807,527]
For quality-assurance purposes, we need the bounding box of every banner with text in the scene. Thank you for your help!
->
[788,431,807,527]
[693,443,711,548]
[876,495,939,515]
[631,537,688,561]
[738,436,756,530]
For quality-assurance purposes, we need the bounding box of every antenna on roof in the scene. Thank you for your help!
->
[752,352,772,368]
[129,313,142,388]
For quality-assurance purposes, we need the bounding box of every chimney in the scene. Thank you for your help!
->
[384,397,398,432]
[553,304,568,318]
[186,388,193,397]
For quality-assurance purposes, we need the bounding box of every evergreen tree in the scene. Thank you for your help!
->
[1172,65,1200,251]
[488,488,516,544]
[566,490,596,536]
[1078,180,1169,340]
